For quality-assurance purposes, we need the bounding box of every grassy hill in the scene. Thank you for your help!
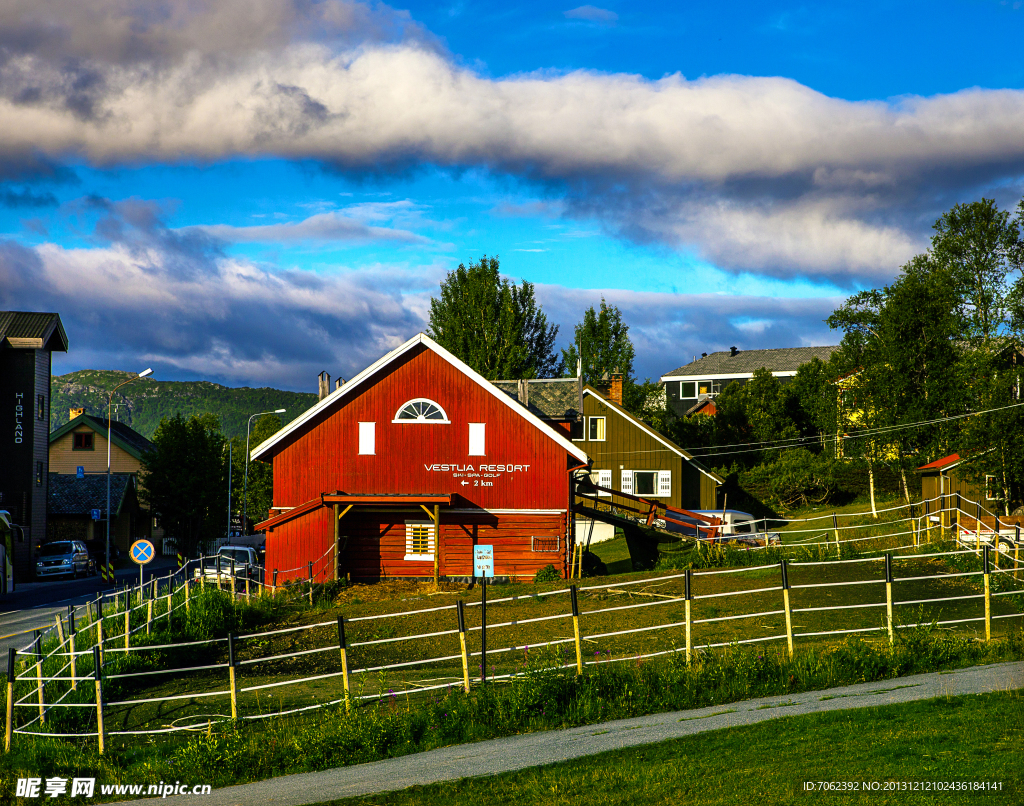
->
[51,369,318,439]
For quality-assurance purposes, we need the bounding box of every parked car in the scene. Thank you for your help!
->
[195,545,263,587]
[662,509,782,547]
[35,541,91,579]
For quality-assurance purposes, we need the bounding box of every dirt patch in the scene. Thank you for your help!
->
[333,578,469,606]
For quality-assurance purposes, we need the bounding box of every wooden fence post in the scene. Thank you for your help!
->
[955,493,961,535]
[570,585,583,676]
[94,600,105,667]
[456,601,470,694]
[272,569,279,598]
[885,553,894,644]
[684,569,693,666]
[5,648,14,752]
[34,631,47,724]
[337,616,351,712]
[910,504,918,548]
[245,568,251,602]
[54,614,65,648]
[984,546,992,643]
[308,561,314,606]
[976,502,982,555]
[146,590,154,636]
[93,646,105,755]
[781,560,793,659]
[67,607,77,691]
[832,513,840,553]
[1015,525,1021,581]
[924,499,931,543]
[480,576,487,683]
[228,632,238,721]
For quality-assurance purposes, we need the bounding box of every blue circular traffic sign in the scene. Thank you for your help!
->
[130,539,155,565]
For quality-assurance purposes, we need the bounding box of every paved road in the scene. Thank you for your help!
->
[0,557,177,656]
[122,660,1024,806]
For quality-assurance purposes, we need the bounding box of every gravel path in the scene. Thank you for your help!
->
[121,661,1024,806]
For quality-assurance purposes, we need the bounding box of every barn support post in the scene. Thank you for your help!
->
[885,553,894,645]
[684,569,692,666]
[456,601,470,694]
[335,505,353,583]
[93,646,105,756]
[5,648,15,752]
[337,616,351,713]
[570,585,582,676]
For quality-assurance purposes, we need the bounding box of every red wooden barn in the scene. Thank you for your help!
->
[252,334,589,583]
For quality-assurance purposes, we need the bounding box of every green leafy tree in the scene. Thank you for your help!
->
[427,256,561,379]
[140,413,227,558]
[561,299,636,386]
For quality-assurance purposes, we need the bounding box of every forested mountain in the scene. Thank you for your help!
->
[50,370,317,439]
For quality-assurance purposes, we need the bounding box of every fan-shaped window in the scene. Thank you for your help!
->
[393,398,449,423]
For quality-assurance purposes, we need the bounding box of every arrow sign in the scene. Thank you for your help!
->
[130,539,155,565]
[461,480,469,486]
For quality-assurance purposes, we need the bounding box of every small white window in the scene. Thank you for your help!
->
[394,399,449,423]
[986,475,999,501]
[658,470,672,497]
[633,470,658,496]
[587,416,606,441]
[590,469,611,496]
[620,470,633,495]
[469,423,486,456]
[358,422,375,455]
[404,521,435,561]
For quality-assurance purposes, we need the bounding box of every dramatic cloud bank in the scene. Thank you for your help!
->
[1,1,1023,282]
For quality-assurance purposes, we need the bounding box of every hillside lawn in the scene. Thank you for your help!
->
[314,689,1024,806]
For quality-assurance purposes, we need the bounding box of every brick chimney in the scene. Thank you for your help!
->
[318,371,330,401]
[609,372,623,406]
[69,408,85,419]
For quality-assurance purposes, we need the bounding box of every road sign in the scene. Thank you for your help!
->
[130,539,155,565]
[473,544,494,578]
[76,466,84,479]
[90,509,101,521]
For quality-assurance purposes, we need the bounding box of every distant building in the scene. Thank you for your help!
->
[0,311,68,579]
[47,472,144,551]
[660,346,839,418]
[48,410,160,549]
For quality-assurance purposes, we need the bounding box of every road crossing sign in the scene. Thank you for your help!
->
[130,539,155,565]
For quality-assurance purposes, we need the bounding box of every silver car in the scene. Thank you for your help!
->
[35,541,90,579]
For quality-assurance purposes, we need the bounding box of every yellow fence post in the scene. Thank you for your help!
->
[984,546,992,643]
[976,502,982,556]
[781,561,794,659]
[337,616,352,712]
[684,569,693,666]
[95,600,105,667]
[67,608,77,691]
[92,646,105,755]
[570,585,583,676]
[456,601,471,694]
[5,649,15,752]
[228,632,238,721]
[33,631,45,726]
[885,553,894,645]
[832,513,840,553]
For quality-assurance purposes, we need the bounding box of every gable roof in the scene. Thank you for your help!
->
[583,386,724,484]
[49,413,154,460]
[0,311,68,352]
[251,334,589,463]
[492,378,581,420]
[662,346,839,380]
[917,453,961,471]
[48,473,135,516]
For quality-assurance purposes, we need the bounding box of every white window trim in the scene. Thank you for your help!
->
[392,398,451,424]
[587,416,606,442]
[620,469,633,495]
[592,469,611,496]
[404,520,436,561]
[468,422,486,456]
[627,469,672,498]
[358,422,375,455]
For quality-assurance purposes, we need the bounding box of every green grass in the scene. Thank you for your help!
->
[315,690,1024,806]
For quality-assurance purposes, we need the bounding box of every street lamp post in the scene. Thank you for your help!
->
[244,409,285,534]
[107,368,153,584]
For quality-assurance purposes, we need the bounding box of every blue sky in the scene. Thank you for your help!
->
[1,1,1022,390]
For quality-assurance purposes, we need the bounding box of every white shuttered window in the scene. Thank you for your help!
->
[658,470,672,497]
[620,470,633,495]
[358,422,375,455]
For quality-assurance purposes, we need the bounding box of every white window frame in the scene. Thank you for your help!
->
[590,469,612,496]
[404,520,435,561]
[587,416,606,442]
[985,475,999,501]
[393,398,450,424]
[358,422,375,455]
[679,381,697,400]
[620,469,633,495]
[623,470,671,498]
[468,423,486,456]
[658,470,672,498]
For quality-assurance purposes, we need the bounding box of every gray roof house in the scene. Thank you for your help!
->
[660,346,839,418]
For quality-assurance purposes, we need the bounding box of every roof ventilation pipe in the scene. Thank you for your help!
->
[730,346,738,357]
[318,371,330,401]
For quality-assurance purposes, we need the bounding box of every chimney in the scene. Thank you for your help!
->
[69,408,84,420]
[701,352,707,358]
[609,372,623,406]
[335,377,343,391]
[318,371,330,401]
[517,378,530,407]
[730,346,738,357]
[594,371,612,400]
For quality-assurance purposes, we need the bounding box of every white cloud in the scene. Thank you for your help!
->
[194,210,430,244]
[564,6,619,23]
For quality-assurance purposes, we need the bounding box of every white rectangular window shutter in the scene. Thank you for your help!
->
[598,469,612,495]
[468,423,485,456]
[658,470,672,497]
[620,470,633,495]
[404,522,435,560]
[358,422,375,455]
